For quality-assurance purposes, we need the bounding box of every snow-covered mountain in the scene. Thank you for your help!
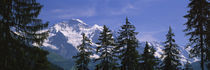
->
[41,19,198,67]
[137,41,199,66]
[42,19,102,59]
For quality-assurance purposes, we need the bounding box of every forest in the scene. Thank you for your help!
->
[0,0,209,70]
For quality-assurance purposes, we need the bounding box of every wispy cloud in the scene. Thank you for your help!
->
[139,32,158,42]
[138,30,166,42]
[139,34,157,42]
[110,4,137,15]
[51,8,96,19]
[51,9,64,13]
[48,0,160,18]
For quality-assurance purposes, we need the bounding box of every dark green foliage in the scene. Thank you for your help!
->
[141,42,158,70]
[206,21,210,70]
[0,41,52,70]
[0,0,51,70]
[0,1,15,68]
[114,17,140,70]
[47,52,74,70]
[161,27,181,70]
[95,25,118,70]
[12,0,49,46]
[49,63,64,70]
[208,63,210,70]
[206,22,210,61]
[184,0,209,70]
[73,33,93,70]
[24,47,51,70]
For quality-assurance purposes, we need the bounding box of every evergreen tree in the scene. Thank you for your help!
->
[161,26,181,70]
[141,42,158,70]
[13,1,51,69]
[13,0,49,47]
[95,25,117,70]
[114,17,140,70]
[184,0,209,70]
[0,0,15,69]
[73,33,93,70]
[0,0,13,43]
[206,21,210,70]
[0,0,52,70]
[206,22,210,61]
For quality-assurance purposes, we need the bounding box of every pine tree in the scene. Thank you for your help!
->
[206,22,210,61]
[0,0,15,69]
[184,0,209,70]
[0,0,51,70]
[73,33,93,70]
[95,25,117,70]
[0,0,13,43]
[13,0,49,46]
[161,26,181,70]
[141,42,158,70]
[114,17,140,70]
[150,46,160,69]
[13,1,51,70]
[206,20,210,70]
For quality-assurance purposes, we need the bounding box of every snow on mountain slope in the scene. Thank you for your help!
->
[42,19,102,59]
[138,41,198,67]
[42,19,198,66]
[50,19,102,47]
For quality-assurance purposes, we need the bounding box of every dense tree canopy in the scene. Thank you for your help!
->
[184,0,209,70]
[95,25,117,70]
[0,0,52,70]
[114,18,140,70]
[73,33,93,70]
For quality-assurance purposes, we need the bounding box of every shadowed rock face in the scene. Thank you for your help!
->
[42,31,77,59]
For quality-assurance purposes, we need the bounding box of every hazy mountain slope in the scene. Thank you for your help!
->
[47,52,73,70]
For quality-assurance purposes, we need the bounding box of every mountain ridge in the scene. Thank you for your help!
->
[41,19,198,68]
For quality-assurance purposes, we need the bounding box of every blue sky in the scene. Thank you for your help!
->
[37,0,190,45]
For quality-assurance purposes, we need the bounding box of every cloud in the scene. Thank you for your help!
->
[139,32,158,42]
[110,4,137,15]
[138,30,166,42]
[45,0,163,19]
[51,8,96,19]
[51,9,64,13]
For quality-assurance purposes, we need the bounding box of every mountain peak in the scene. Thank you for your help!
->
[57,19,87,27]
[68,19,87,25]
[92,24,103,30]
[47,19,103,49]
[51,19,91,33]
[44,19,198,69]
